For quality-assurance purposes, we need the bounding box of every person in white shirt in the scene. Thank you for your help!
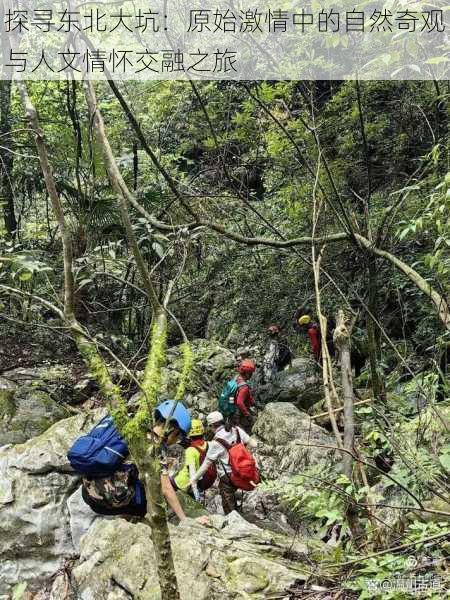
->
[189,411,258,514]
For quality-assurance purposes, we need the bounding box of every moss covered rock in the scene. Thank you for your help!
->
[2,365,97,407]
[64,512,315,600]
[257,358,322,410]
[0,375,70,446]
[253,402,339,480]
[0,409,105,594]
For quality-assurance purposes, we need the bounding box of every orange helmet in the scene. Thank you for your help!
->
[237,359,256,375]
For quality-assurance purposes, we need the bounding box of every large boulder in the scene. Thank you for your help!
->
[0,409,105,594]
[256,359,322,410]
[0,375,69,446]
[253,402,339,480]
[58,512,318,600]
[1,365,97,407]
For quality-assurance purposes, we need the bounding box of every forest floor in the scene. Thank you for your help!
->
[0,325,80,372]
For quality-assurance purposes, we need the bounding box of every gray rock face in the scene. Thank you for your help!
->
[0,410,105,594]
[2,365,97,407]
[68,486,113,552]
[0,374,69,445]
[242,487,298,536]
[253,402,338,480]
[64,512,312,600]
[0,339,338,597]
[0,364,99,446]
[257,359,322,410]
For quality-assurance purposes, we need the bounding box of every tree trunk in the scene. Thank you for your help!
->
[82,79,181,600]
[0,80,17,237]
[333,310,355,478]
[18,75,182,600]
[312,247,343,449]
[132,438,181,600]
[366,257,385,402]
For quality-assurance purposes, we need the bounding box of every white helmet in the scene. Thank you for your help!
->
[206,411,224,425]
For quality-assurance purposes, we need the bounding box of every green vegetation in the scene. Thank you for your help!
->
[0,80,449,599]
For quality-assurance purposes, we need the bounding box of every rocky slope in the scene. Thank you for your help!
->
[0,340,335,598]
[52,513,319,600]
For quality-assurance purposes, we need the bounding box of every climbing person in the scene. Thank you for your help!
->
[295,314,335,365]
[298,315,322,363]
[218,358,257,433]
[171,418,217,500]
[189,411,259,515]
[68,400,209,524]
[296,312,367,376]
[263,324,292,382]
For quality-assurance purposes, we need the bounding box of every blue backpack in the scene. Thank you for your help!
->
[218,377,249,417]
[67,415,129,477]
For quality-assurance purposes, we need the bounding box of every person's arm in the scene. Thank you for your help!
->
[247,387,255,408]
[190,456,213,484]
[160,474,186,521]
[247,437,258,449]
[235,386,250,416]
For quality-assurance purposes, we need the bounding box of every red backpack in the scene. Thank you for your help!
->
[216,429,260,491]
[190,439,217,491]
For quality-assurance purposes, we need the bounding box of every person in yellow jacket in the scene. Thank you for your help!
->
[171,419,217,500]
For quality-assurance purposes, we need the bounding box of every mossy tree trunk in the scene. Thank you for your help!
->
[18,80,185,600]
[131,435,181,600]
[83,78,184,600]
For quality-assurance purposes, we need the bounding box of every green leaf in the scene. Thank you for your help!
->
[426,56,450,65]
[18,271,32,281]
[77,278,93,290]
[12,582,28,600]
[438,452,450,471]
[152,242,164,258]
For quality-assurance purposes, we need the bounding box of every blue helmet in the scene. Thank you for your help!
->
[155,400,191,434]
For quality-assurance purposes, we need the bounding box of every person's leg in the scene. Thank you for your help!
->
[234,411,253,434]
[81,484,145,517]
[242,414,254,434]
[219,476,237,514]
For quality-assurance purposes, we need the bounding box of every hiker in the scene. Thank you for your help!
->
[189,411,259,515]
[296,313,367,375]
[69,400,208,524]
[296,315,322,363]
[295,314,336,364]
[219,359,257,433]
[171,419,217,500]
[262,324,292,382]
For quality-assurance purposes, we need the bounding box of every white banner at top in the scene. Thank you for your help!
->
[0,0,449,80]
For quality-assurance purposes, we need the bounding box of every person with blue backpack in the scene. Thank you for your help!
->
[218,359,256,433]
[68,400,208,524]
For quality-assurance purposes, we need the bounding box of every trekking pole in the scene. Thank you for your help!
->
[189,463,201,503]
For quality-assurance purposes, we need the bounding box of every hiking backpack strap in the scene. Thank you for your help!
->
[214,437,235,487]
[215,437,231,452]
[236,381,249,392]
[215,427,241,451]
